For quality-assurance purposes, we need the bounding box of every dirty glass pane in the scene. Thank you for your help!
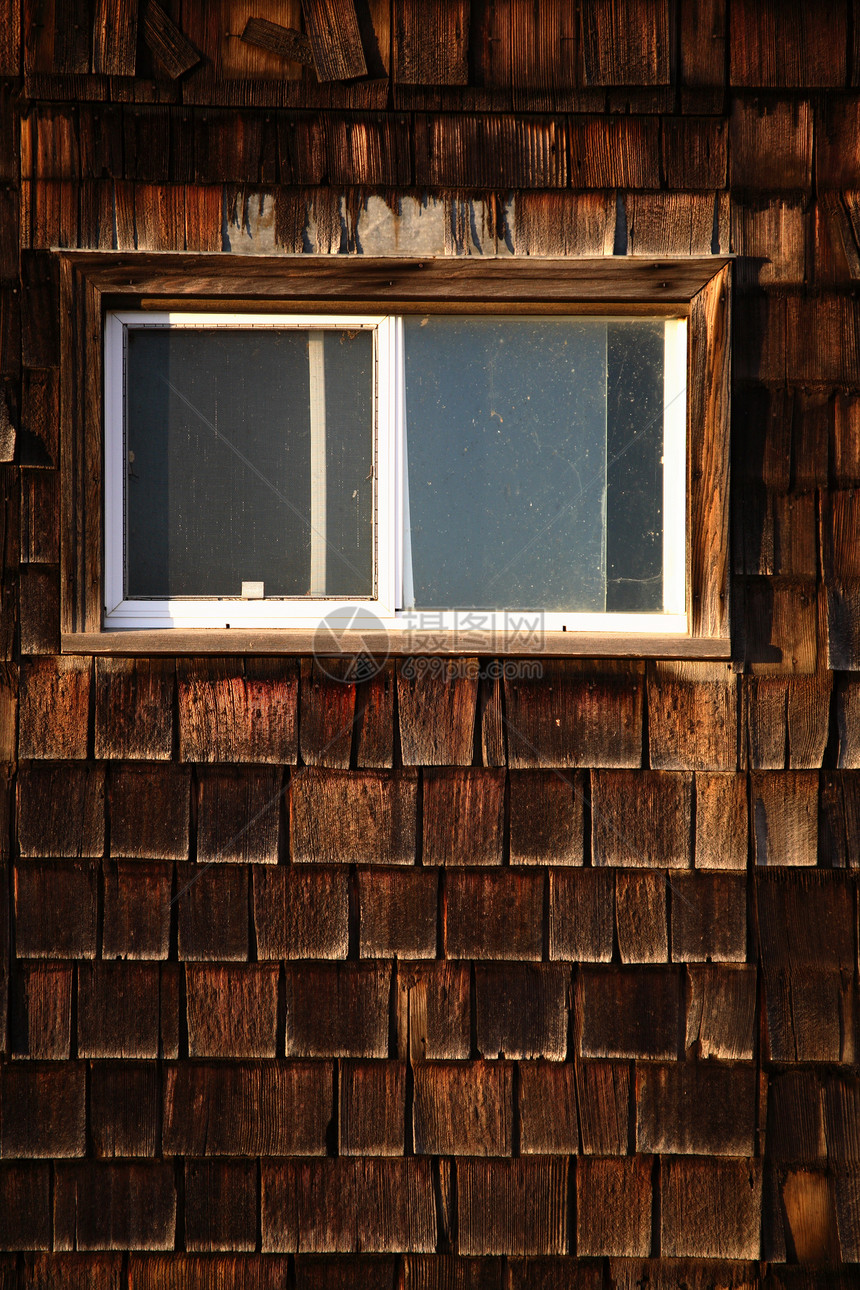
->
[403,315,667,613]
[125,328,374,599]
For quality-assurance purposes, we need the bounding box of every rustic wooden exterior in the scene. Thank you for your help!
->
[1,0,859,1285]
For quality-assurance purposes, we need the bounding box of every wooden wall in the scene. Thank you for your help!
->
[1,0,860,1285]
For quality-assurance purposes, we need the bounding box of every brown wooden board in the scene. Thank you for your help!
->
[185,1160,257,1253]
[291,768,417,864]
[412,1061,513,1157]
[110,763,190,860]
[254,865,349,959]
[548,869,614,962]
[241,18,314,69]
[636,1063,756,1155]
[299,657,356,768]
[163,1061,333,1156]
[90,1063,159,1159]
[475,964,569,1060]
[102,861,172,960]
[394,0,468,85]
[661,1159,762,1259]
[592,770,692,868]
[261,1158,436,1252]
[517,1061,578,1156]
[396,659,478,766]
[694,773,749,869]
[14,862,97,959]
[301,0,367,81]
[505,662,644,769]
[647,662,737,771]
[53,1162,176,1251]
[576,1157,652,1257]
[176,863,248,961]
[396,962,471,1061]
[0,1061,85,1156]
[339,1060,406,1157]
[670,873,747,963]
[10,962,72,1059]
[17,763,105,859]
[456,1158,568,1256]
[578,966,681,1059]
[577,1060,631,1156]
[510,771,584,866]
[423,769,505,866]
[177,658,299,763]
[615,871,668,963]
[186,964,279,1058]
[750,770,818,866]
[730,0,847,87]
[357,867,438,959]
[196,766,282,865]
[730,96,813,190]
[446,870,543,961]
[143,2,202,79]
[580,0,670,85]
[284,962,390,1057]
[685,965,757,1060]
[18,655,91,759]
[76,962,167,1059]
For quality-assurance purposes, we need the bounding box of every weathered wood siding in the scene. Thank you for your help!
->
[0,0,858,1284]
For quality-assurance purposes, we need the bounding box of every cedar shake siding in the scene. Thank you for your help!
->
[0,0,858,1285]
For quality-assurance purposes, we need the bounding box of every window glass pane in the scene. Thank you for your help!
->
[403,315,669,613]
[404,316,608,611]
[606,320,666,613]
[124,327,374,599]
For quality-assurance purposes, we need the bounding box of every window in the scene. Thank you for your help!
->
[105,309,687,634]
[61,255,730,655]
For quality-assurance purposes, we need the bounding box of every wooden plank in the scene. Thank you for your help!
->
[756,870,854,969]
[18,564,59,656]
[357,868,437,959]
[626,191,729,256]
[730,0,847,87]
[689,265,731,640]
[457,1159,568,1256]
[647,662,736,771]
[505,662,644,769]
[397,659,477,766]
[509,770,584,866]
[163,1061,332,1156]
[284,962,390,1057]
[787,295,860,384]
[828,580,860,670]
[21,368,58,468]
[130,1256,294,1287]
[94,657,174,760]
[446,870,543,961]
[732,197,807,288]
[177,658,298,763]
[0,1062,85,1157]
[16,763,105,859]
[661,1159,762,1259]
[744,673,831,770]
[393,0,468,85]
[20,468,60,563]
[680,0,726,92]
[142,1,202,78]
[735,487,816,577]
[517,1061,578,1156]
[76,962,164,1059]
[176,864,248,961]
[92,0,138,75]
[11,963,72,1059]
[694,773,748,869]
[90,1063,159,1158]
[670,873,747,963]
[730,96,813,190]
[780,1168,841,1264]
[339,1060,406,1156]
[291,768,417,864]
[833,392,860,485]
[548,869,614,962]
[19,655,91,759]
[186,964,279,1058]
[662,120,728,190]
[301,0,367,80]
[185,1160,257,1253]
[53,1162,176,1251]
[751,769,818,866]
[837,678,860,767]
[14,866,96,959]
[415,112,568,189]
[262,1158,436,1253]
[21,251,59,368]
[580,0,669,85]
[327,112,411,186]
[578,966,681,1059]
[577,1060,631,1155]
[300,658,356,768]
[744,578,818,676]
[423,769,504,866]
[592,770,692,868]
[241,17,314,67]
[111,764,189,861]
[355,661,394,768]
[767,1070,826,1163]
[637,1063,756,1156]
[616,871,667,963]
[0,1167,51,1253]
[397,962,471,1061]
[475,964,568,1060]
[197,766,282,865]
[0,0,20,74]
[820,770,860,867]
[254,866,349,959]
[514,191,615,257]
[413,1061,513,1156]
[61,249,732,306]
[577,1157,652,1257]
[102,860,172,960]
[568,116,660,187]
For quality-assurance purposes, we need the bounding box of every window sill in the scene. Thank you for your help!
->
[62,630,732,659]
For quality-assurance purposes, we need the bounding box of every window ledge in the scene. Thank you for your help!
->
[62,630,732,660]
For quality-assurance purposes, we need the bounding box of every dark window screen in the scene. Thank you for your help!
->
[124,328,373,599]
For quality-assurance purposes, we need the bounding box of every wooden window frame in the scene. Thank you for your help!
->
[59,253,731,659]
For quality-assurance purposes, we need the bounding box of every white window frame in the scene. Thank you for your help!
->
[103,309,688,635]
